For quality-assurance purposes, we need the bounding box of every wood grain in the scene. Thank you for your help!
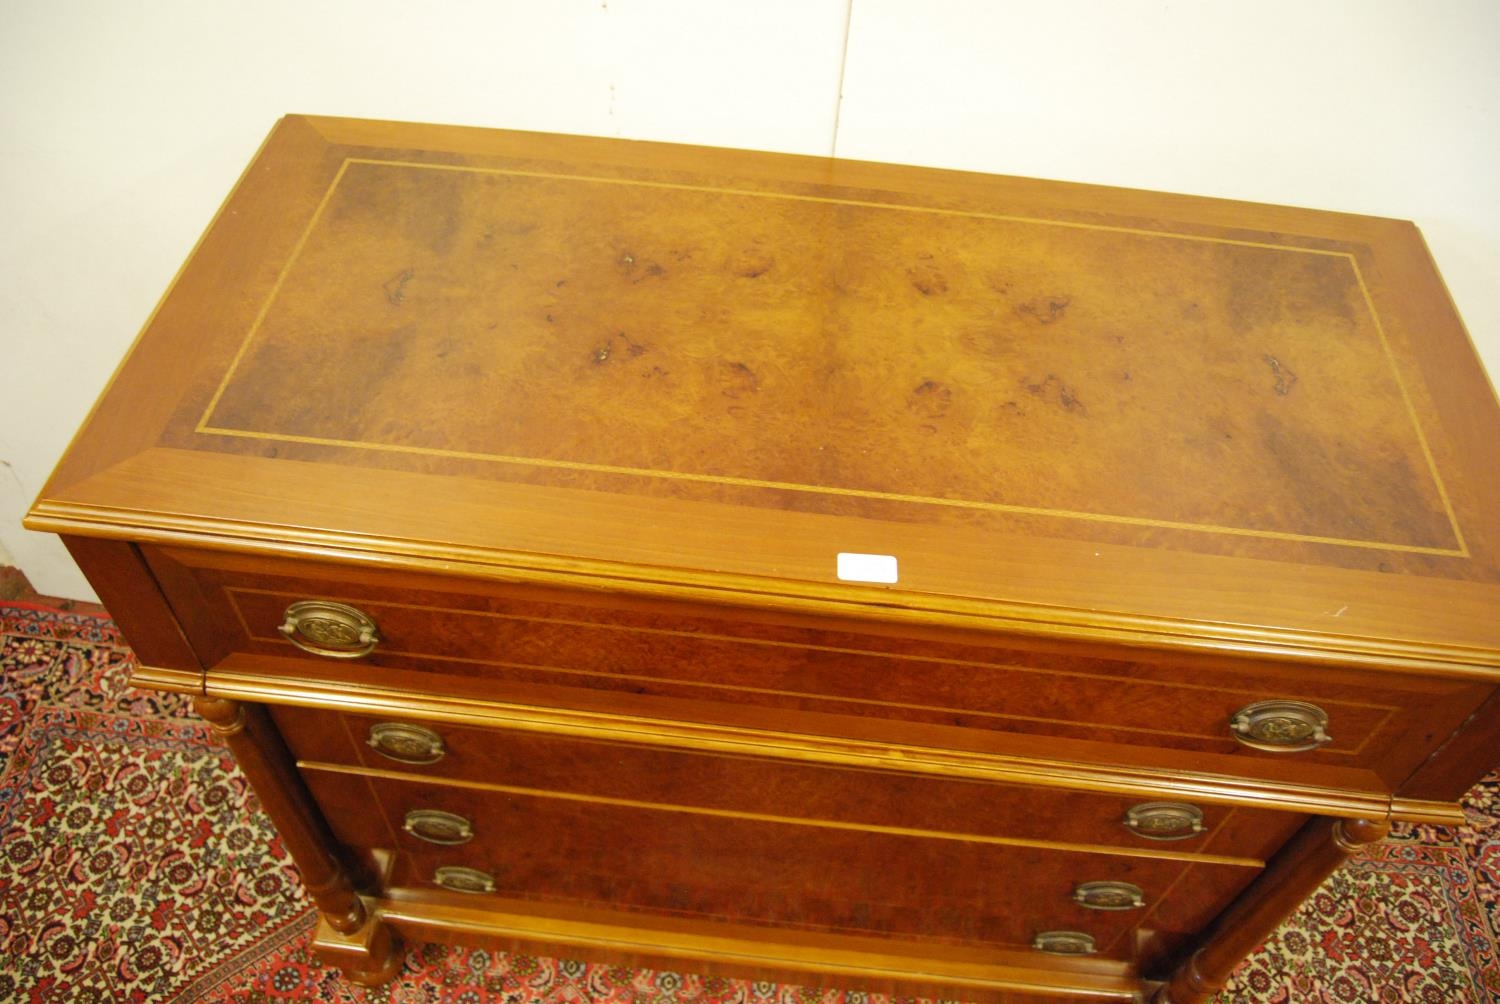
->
[297,766,1268,957]
[191,697,370,933]
[62,537,200,670]
[144,543,1490,794]
[26,115,1500,999]
[26,114,1500,670]
[270,703,1304,863]
[373,892,1144,1003]
[203,656,1417,821]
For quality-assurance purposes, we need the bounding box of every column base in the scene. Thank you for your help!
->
[312,903,404,986]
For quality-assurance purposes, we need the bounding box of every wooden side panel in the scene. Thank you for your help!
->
[1394,686,1500,803]
[62,536,200,672]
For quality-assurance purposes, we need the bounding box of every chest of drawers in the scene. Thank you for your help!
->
[26,115,1500,1003]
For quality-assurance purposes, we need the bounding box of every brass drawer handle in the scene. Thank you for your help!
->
[1123,802,1205,841]
[433,866,496,895]
[1033,931,1096,956]
[1230,700,1332,752]
[403,809,475,845]
[279,600,380,659]
[367,722,446,765]
[1072,881,1145,911]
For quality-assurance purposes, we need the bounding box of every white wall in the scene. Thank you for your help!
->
[3,0,1497,602]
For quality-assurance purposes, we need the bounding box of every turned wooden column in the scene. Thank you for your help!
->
[1152,815,1389,1004]
[195,695,402,984]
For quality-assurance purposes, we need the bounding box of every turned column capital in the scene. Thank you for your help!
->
[192,695,246,736]
[1333,816,1391,852]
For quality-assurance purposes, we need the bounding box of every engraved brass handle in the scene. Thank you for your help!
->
[1033,931,1096,956]
[433,866,496,895]
[1123,802,1205,841]
[1072,881,1146,911]
[367,722,446,765]
[1230,700,1331,752]
[278,600,380,659]
[403,809,475,845]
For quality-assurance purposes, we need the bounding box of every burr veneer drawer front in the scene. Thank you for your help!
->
[299,766,1265,960]
[271,704,1306,862]
[155,548,1492,785]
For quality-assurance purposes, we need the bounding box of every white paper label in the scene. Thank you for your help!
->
[836,552,899,584]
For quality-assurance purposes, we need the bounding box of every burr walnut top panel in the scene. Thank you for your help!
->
[199,158,1452,554]
[29,115,1500,668]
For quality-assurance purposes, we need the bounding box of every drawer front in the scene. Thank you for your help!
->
[301,767,1264,959]
[153,546,1493,784]
[273,704,1305,863]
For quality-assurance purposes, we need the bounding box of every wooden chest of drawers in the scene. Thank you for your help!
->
[26,115,1500,1002]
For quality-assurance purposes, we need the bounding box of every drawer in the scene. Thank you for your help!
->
[156,546,1494,788]
[273,703,1306,863]
[301,766,1265,961]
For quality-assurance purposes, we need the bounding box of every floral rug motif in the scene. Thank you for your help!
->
[0,600,1495,1002]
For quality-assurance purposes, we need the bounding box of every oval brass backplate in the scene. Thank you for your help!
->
[404,809,475,845]
[1072,881,1146,911]
[1123,801,1205,841]
[1230,700,1332,752]
[1033,931,1097,955]
[278,599,381,659]
[433,866,496,894]
[367,722,447,765]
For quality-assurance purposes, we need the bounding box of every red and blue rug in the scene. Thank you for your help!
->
[0,600,1495,1002]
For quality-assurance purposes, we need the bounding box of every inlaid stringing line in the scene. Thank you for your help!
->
[196,157,1465,556]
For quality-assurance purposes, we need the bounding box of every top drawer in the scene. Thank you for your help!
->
[148,545,1493,790]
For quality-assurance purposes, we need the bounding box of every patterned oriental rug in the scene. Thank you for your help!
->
[0,600,1496,1003]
